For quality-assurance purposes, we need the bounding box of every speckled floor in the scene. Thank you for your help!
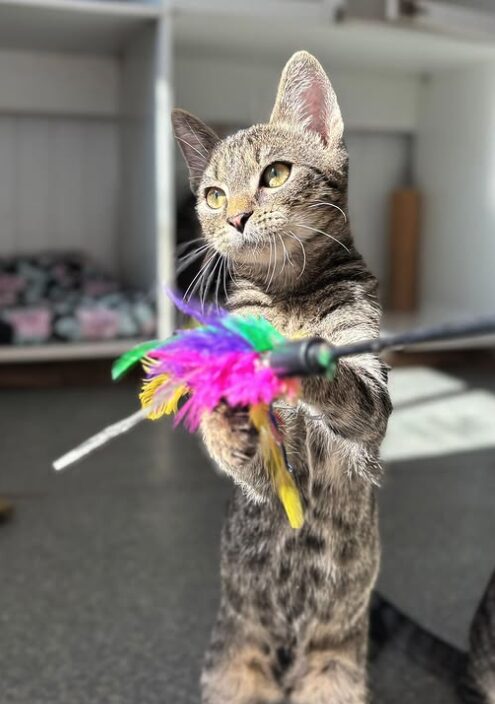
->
[1,367,494,704]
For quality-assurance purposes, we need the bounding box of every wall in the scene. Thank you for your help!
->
[0,48,121,273]
[175,54,420,132]
[347,132,410,286]
[0,115,120,272]
[415,63,495,316]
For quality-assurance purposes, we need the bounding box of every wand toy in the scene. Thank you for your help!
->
[53,297,495,529]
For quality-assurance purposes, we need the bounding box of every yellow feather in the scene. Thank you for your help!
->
[250,404,304,529]
[139,373,187,421]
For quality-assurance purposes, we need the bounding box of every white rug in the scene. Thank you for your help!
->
[381,367,495,462]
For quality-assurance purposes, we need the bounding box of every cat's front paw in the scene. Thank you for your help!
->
[201,403,258,471]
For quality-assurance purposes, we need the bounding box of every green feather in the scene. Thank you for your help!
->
[224,315,286,352]
[112,340,161,381]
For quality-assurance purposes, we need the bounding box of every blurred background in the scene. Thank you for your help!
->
[1,1,495,703]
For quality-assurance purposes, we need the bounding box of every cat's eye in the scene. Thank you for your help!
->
[261,162,291,188]
[205,187,227,209]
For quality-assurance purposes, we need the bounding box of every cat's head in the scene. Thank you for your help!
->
[172,51,350,288]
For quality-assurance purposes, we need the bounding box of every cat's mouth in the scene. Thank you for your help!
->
[216,228,296,272]
[223,228,277,258]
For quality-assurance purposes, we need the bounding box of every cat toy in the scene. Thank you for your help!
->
[53,297,495,530]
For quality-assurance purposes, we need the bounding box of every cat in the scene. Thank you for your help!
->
[172,51,392,704]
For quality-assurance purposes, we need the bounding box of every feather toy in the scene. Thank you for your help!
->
[112,294,306,528]
[53,298,495,531]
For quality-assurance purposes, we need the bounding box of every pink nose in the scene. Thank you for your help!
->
[227,211,253,233]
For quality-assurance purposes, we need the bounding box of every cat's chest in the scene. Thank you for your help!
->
[262,306,313,340]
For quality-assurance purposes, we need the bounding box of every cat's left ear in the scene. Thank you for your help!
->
[171,109,220,192]
[270,51,343,147]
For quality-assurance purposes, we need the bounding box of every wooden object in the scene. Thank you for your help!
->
[389,188,421,313]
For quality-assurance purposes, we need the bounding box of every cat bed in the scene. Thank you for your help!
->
[0,252,156,345]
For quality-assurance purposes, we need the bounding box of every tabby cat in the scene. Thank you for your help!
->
[172,51,392,704]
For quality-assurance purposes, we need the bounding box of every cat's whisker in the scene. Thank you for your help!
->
[222,258,229,302]
[176,244,211,274]
[308,200,348,224]
[212,257,223,310]
[197,257,213,306]
[292,222,350,254]
[176,237,206,254]
[276,232,294,272]
[228,258,239,289]
[287,230,307,280]
[266,237,279,291]
[265,239,274,287]
[177,242,210,262]
[200,254,221,308]
[184,253,216,302]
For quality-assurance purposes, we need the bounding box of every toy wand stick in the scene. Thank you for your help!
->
[53,313,495,472]
[268,313,495,377]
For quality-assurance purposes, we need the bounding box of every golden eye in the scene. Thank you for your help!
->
[205,187,226,209]
[261,162,291,188]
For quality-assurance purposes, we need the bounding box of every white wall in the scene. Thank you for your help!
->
[175,54,420,132]
[0,115,120,272]
[0,49,119,117]
[415,63,495,315]
[0,48,121,274]
[347,132,410,287]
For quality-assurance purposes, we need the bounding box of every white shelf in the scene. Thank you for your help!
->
[0,338,146,363]
[0,0,161,54]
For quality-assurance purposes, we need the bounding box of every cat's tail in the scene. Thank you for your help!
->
[370,569,495,703]
[461,569,495,704]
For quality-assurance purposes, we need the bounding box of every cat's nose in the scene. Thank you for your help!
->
[227,211,253,233]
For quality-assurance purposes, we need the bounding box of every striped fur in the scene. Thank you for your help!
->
[173,52,392,703]
[464,570,495,703]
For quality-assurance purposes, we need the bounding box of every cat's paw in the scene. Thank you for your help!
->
[201,403,258,470]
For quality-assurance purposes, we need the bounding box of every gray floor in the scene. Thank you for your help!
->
[1,370,495,704]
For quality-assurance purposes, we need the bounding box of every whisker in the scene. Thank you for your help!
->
[287,230,307,279]
[176,245,211,275]
[176,237,206,254]
[184,253,216,301]
[198,255,217,306]
[276,232,294,272]
[202,255,218,309]
[228,258,239,289]
[266,237,279,291]
[308,200,347,224]
[200,252,222,306]
[265,239,274,287]
[292,222,350,254]
[222,258,229,302]
[213,257,224,310]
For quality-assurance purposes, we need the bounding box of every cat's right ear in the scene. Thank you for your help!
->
[270,51,343,148]
[171,109,220,192]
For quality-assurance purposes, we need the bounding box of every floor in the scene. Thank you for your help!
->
[1,366,495,704]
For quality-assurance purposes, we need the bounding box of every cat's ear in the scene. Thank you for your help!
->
[270,51,343,147]
[171,109,220,192]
